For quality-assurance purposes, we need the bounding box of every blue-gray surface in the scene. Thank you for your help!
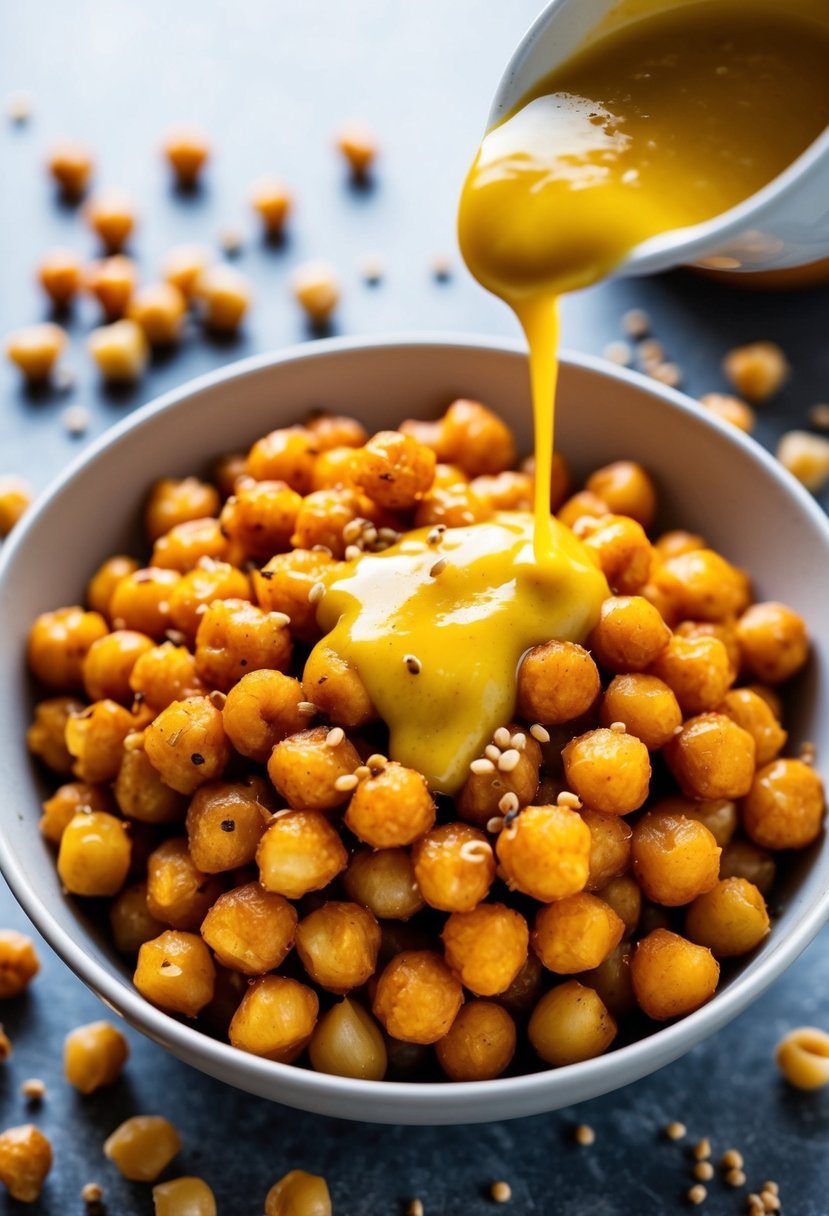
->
[1,2,828,1212]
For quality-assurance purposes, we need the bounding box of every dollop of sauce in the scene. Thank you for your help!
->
[312,514,608,793]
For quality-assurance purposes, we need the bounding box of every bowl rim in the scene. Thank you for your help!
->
[2,330,829,1118]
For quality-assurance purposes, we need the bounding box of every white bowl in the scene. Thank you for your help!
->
[1,335,827,1125]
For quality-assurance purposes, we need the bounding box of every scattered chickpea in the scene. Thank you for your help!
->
[251,177,293,238]
[104,1115,181,1182]
[0,1026,12,1063]
[699,392,756,434]
[603,340,631,366]
[336,122,378,177]
[694,1162,714,1182]
[0,475,32,537]
[0,1123,52,1202]
[47,139,94,197]
[153,1176,217,1216]
[64,1021,129,1094]
[128,283,187,345]
[162,244,213,300]
[163,125,211,187]
[194,264,252,332]
[85,189,137,253]
[5,322,67,382]
[293,260,340,325]
[775,1026,829,1090]
[687,1183,707,1205]
[666,1121,687,1141]
[490,1181,512,1203]
[88,319,149,382]
[776,429,829,493]
[726,1169,746,1187]
[265,1170,332,1216]
[37,247,83,308]
[723,341,788,402]
[574,1124,595,1146]
[721,1149,744,1170]
[808,402,829,430]
[0,930,39,998]
[86,255,139,320]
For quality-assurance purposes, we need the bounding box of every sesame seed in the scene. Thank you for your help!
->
[574,1124,595,1146]
[20,1078,45,1101]
[308,581,326,604]
[557,791,582,810]
[694,1162,714,1182]
[510,732,527,750]
[326,727,345,748]
[269,611,291,626]
[494,726,512,749]
[486,816,505,834]
[429,557,447,577]
[721,1150,744,1170]
[687,1184,707,1205]
[490,1181,512,1204]
[63,403,90,435]
[529,723,550,744]
[82,1182,104,1205]
[609,720,627,733]
[404,654,422,675]
[470,758,496,776]
[498,792,520,815]
[343,519,364,543]
[345,544,362,561]
[362,526,378,545]
[622,308,650,339]
[485,745,502,765]
[498,749,520,773]
[334,774,359,793]
[725,1170,746,1187]
[666,1122,687,1141]
[297,701,317,716]
[209,690,227,710]
[354,765,371,781]
[693,1139,711,1161]
[366,753,388,770]
[459,840,491,864]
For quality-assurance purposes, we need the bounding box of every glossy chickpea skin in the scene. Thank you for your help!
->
[654,549,750,622]
[562,728,651,816]
[443,903,529,997]
[194,598,292,691]
[265,1171,332,1216]
[26,696,85,774]
[497,804,591,902]
[82,630,155,703]
[41,780,112,844]
[245,426,319,493]
[736,601,809,683]
[652,794,738,848]
[675,618,741,676]
[221,670,307,762]
[109,567,180,639]
[576,513,653,595]
[557,489,611,530]
[257,810,348,900]
[0,931,40,998]
[291,487,373,557]
[649,634,734,715]
[114,737,188,824]
[292,261,340,326]
[631,810,721,907]
[533,893,624,974]
[110,882,165,955]
[144,696,231,795]
[372,951,463,1044]
[582,810,632,891]
[104,1116,181,1182]
[145,477,219,544]
[0,474,32,537]
[718,687,787,765]
[437,399,517,477]
[162,244,212,300]
[528,981,617,1067]
[186,781,271,872]
[250,177,293,237]
[598,874,642,938]
[0,1124,52,1203]
[353,430,436,510]
[685,877,770,957]
[154,1177,217,1216]
[599,673,682,750]
[412,823,495,912]
[587,595,671,673]
[28,606,108,690]
[168,562,252,642]
[413,482,492,528]
[254,549,338,644]
[302,646,377,730]
[64,1020,128,1093]
[719,839,777,897]
[345,761,435,848]
[86,555,139,619]
[65,698,138,783]
[129,643,205,710]
[309,998,387,1081]
[586,461,657,529]
[343,848,424,920]
[229,975,319,1062]
[268,726,360,811]
[741,758,825,850]
[436,1000,517,1082]
[578,940,636,1019]
[517,640,600,724]
[219,479,302,562]
[134,930,215,1017]
[458,730,541,827]
[201,883,297,974]
[630,928,720,1020]
[665,713,756,800]
[147,838,223,930]
[295,901,381,992]
[57,811,131,896]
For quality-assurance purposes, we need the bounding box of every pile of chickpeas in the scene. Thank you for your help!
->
[25,397,824,1084]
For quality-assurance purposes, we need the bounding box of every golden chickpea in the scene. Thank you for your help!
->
[168,562,251,643]
[64,698,137,783]
[742,758,824,850]
[306,411,368,451]
[436,1000,517,1081]
[114,737,187,823]
[649,634,734,716]
[291,487,371,557]
[443,903,529,997]
[154,1177,217,1216]
[295,901,381,992]
[219,478,302,562]
[344,762,435,848]
[723,340,788,401]
[685,877,770,957]
[436,399,517,478]
[41,780,112,845]
[57,811,131,896]
[257,809,348,900]
[372,950,463,1044]
[719,838,776,896]
[144,696,231,794]
[220,670,305,762]
[128,282,187,346]
[145,478,219,543]
[265,1170,332,1216]
[576,513,653,595]
[86,254,138,321]
[255,549,339,643]
[26,696,85,774]
[665,713,756,800]
[587,595,670,673]
[134,930,215,1017]
[335,122,378,177]
[599,673,682,750]
[586,461,657,529]
[88,318,149,381]
[85,189,137,252]
[246,427,320,493]
[775,1027,829,1092]
[186,781,271,873]
[718,688,787,766]
[37,247,83,308]
[162,244,213,300]
[310,447,361,491]
[597,874,641,937]
[412,823,494,912]
[471,470,534,511]
[578,940,635,1018]
[736,601,809,684]
[0,931,39,998]
[163,125,210,187]
[28,605,108,689]
[651,794,738,847]
[82,630,154,703]
[778,428,829,492]
[582,809,632,891]
[557,489,611,531]
[64,1020,128,1094]
[47,139,94,197]
[520,449,571,511]
[229,975,319,1062]
[0,1124,52,1202]
[674,618,741,677]
[130,645,204,712]
[413,482,493,529]
[309,998,387,1081]
[630,928,720,1020]
[533,892,624,974]
[562,727,651,816]
[632,810,721,907]
[194,598,292,691]
[458,731,542,828]
[654,549,750,623]
[5,322,67,382]
[110,882,165,955]
[104,1116,181,1182]
[699,391,756,434]
[201,882,297,975]
[517,640,600,724]
[431,462,470,489]
[194,264,252,332]
[292,261,340,326]
[147,838,223,930]
[250,177,293,237]
[528,981,617,1066]
[497,804,591,902]
[653,530,706,561]
[0,474,31,537]
[87,555,139,619]
[343,848,424,920]
[353,431,436,510]
[267,725,360,811]
[302,646,376,730]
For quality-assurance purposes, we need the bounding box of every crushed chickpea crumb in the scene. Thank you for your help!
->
[20,1078,45,1102]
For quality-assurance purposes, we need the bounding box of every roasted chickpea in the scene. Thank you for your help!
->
[37,246,83,307]
[28,606,108,690]
[630,929,719,1021]
[147,838,223,930]
[87,555,139,619]
[533,892,624,974]
[162,244,212,300]
[599,673,682,750]
[153,1177,216,1216]
[665,713,756,800]
[194,265,252,333]
[267,725,360,811]
[436,1000,516,1082]
[521,449,572,511]
[719,839,776,896]
[152,518,228,572]
[442,903,528,997]
[41,780,112,844]
[128,283,187,345]
[470,470,534,511]
[458,730,542,827]
[86,255,138,320]
[201,882,297,974]
[412,823,495,912]
[26,696,85,774]
[582,809,632,891]
[145,478,219,544]
[736,602,809,684]
[0,1124,52,1203]
[85,189,136,252]
[109,882,165,955]
[437,399,517,477]
[597,874,641,938]
[413,483,492,528]
[57,811,131,896]
[219,479,303,562]
[65,699,138,783]
[310,446,361,491]
[5,322,66,382]
[290,487,370,557]
[163,125,210,187]
[168,562,251,643]
[718,688,787,765]
[229,975,318,1062]
[0,931,40,998]
[144,696,231,795]
[557,489,611,531]
[372,951,463,1044]
[344,761,435,848]
[129,643,205,711]
[587,595,671,673]
[343,848,424,920]
[307,411,368,451]
[0,474,32,537]
[576,514,653,595]
[257,810,348,900]
[517,640,600,724]
[64,1020,129,1094]
[650,794,737,847]
[685,877,770,957]
[104,1116,181,1183]
[528,981,617,1066]
[302,646,376,730]
[254,549,339,644]
[292,260,340,325]
[496,952,545,1018]
[82,630,155,703]
[562,727,651,816]
[654,530,706,561]
[186,781,271,872]
[194,598,292,691]
[109,567,180,639]
[265,1171,331,1216]
[353,431,436,510]
[309,998,388,1081]
[649,634,733,715]
[221,670,306,762]
[113,738,187,823]
[741,758,825,850]
[48,138,94,196]
[496,804,591,902]
[653,550,750,622]
[295,901,381,992]
[675,618,741,677]
[578,939,635,1018]
[90,317,148,385]
[631,810,721,907]
[134,930,215,1017]
[246,427,319,494]
[586,461,657,529]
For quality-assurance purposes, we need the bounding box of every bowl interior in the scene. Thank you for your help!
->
[1,336,827,1124]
